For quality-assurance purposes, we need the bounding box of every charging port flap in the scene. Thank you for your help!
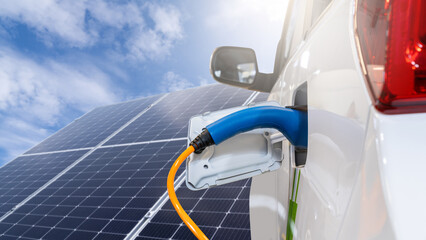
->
[186,101,285,190]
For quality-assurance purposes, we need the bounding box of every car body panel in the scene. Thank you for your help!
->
[250,0,425,238]
[248,0,418,239]
[338,107,426,239]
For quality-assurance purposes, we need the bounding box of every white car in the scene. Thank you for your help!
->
[205,0,426,239]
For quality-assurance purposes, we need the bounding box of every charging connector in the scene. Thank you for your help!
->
[169,105,307,240]
[190,129,215,154]
[190,106,307,154]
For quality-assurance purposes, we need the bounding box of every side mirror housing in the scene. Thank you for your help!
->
[210,46,276,92]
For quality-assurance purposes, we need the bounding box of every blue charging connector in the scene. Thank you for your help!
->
[190,106,307,153]
[171,105,308,239]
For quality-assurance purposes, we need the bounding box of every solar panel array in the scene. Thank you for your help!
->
[26,96,161,154]
[253,92,269,102]
[0,84,268,240]
[137,179,251,240]
[0,141,186,239]
[106,84,251,145]
[0,151,88,216]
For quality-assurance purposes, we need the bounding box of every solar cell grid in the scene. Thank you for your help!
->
[106,84,253,145]
[253,92,269,102]
[26,95,161,154]
[0,141,186,239]
[137,179,251,240]
[0,150,88,216]
[0,84,259,239]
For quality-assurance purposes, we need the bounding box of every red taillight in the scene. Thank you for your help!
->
[356,0,426,114]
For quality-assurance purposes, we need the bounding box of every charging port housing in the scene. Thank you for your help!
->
[186,101,286,190]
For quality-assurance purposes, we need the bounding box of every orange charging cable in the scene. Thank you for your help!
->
[167,145,209,240]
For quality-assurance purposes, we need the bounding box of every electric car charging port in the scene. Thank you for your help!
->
[290,82,307,168]
[169,97,307,239]
[186,101,284,190]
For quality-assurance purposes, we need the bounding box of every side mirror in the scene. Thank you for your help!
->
[210,46,276,92]
[210,46,258,87]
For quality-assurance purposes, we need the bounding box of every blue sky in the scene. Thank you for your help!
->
[0,0,286,165]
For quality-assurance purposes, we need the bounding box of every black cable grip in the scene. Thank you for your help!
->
[190,129,215,154]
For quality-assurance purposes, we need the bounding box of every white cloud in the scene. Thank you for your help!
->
[0,117,48,164]
[0,47,120,161]
[0,48,118,121]
[161,71,194,92]
[0,0,185,164]
[0,0,90,47]
[0,24,9,39]
[126,29,171,61]
[203,0,288,73]
[125,4,183,61]
[198,77,212,86]
[149,4,183,40]
[160,72,211,93]
[86,0,144,28]
[205,0,286,28]
[0,0,184,61]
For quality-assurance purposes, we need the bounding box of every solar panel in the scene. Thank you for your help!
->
[106,84,253,145]
[26,96,161,154]
[0,84,262,240]
[137,179,251,240]
[0,141,186,239]
[0,150,88,216]
[253,92,269,102]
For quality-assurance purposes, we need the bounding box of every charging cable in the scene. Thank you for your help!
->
[167,106,307,239]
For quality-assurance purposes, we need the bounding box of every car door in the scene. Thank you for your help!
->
[249,0,370,239]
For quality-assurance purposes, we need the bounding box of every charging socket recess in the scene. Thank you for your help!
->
[186,101,286,190]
